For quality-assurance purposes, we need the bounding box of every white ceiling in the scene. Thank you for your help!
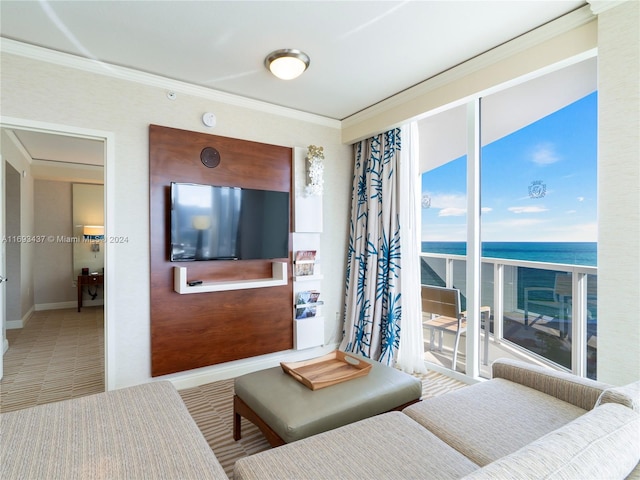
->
[11,130,104,166]
[1,0,586,121]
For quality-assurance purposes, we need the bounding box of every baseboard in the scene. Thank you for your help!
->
[166,343,339,391]
[6,305,35,329]
[35,301,77,311]
[35,300,104,311]
[6,320,23,329]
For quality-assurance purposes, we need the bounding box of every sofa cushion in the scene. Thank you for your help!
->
[233,411,480,480]
[596,380,640,412]
[403,378,586,466]
[461,403,640,479]
[0,381,228,480]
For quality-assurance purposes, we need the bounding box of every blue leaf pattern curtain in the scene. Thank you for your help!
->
[340,129,402,365]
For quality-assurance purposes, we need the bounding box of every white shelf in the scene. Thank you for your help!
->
[295,301,324,309]
[294,274,324,282]
[173,262,287,294]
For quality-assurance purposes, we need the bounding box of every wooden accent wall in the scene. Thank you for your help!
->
[149,125,293,377]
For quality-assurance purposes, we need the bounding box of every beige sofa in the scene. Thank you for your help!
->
[234,358,640,480]
[2,359,638,480]
[1,381,228,480]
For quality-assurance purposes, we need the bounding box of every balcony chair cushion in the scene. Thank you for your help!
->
[403,378,586,466]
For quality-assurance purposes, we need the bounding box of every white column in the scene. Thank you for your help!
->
[465,99,481,379]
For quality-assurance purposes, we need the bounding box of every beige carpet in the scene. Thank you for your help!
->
[179,370,467,478]
[1,308,466,478]
[1,307,104,413]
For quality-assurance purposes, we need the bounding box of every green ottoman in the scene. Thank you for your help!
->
[233,353,422,446]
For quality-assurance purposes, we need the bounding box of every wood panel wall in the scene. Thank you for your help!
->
[149,125,293,377]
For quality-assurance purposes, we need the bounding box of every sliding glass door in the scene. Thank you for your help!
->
[418,56,598,379]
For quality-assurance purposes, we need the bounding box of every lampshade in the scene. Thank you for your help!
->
[83,225,104,238]
[265,49,310,80]
[192,216,211,230]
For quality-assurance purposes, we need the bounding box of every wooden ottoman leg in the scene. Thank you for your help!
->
[233,394,286,447]
[233,395,242,441]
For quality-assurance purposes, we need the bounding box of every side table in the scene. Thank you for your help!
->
[77,274,104,312]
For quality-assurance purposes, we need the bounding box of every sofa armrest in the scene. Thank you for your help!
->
[461,403,640,480]
[596,381,640,412]
[491,358,611,411]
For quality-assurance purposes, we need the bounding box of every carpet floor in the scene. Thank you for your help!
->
[1,307,104,413]
[1,308,467,478]
[178,370,467,478]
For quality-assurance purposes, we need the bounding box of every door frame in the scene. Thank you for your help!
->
[1,153,5,380]
[0,116,116,390]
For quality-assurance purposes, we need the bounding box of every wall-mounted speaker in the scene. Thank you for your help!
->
[201,147,221,168]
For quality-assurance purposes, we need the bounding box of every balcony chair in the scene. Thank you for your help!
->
[421,285,465,371]
[523,273,572,337]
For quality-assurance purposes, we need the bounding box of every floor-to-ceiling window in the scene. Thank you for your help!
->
[419,57,598,378]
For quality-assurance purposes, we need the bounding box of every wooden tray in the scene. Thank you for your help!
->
[280,350,372,390]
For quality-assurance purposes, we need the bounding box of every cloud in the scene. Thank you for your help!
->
[428,193,466,209]
[566,210,577,214]
[508,206,549,214]
[531,143,560,166]
[439,207,466,217]
[423,192,467,217]
[436,206,492,217]
[577,196,585,202]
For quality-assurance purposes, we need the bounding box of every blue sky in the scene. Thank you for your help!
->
[421,92,598,243]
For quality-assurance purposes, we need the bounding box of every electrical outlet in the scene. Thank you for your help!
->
[72,281,77,288]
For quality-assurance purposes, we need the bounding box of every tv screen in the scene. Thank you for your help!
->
[170,182,289,261]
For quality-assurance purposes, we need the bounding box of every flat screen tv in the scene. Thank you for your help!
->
[170,182,289,261]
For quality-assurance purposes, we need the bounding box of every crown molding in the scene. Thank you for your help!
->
[587,0,629,15]
[4,128,33,165]
[343,4,596,131]
[0,38,341,129]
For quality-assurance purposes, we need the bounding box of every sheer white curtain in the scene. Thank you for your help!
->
[396,122,427,373]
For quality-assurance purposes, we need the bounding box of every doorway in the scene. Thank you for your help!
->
[0,118,113,400]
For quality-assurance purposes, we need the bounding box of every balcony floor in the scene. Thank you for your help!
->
[423,310,582,379]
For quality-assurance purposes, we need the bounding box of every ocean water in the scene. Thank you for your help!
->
[422,241,597,267]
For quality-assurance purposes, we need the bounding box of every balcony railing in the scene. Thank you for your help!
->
[420,253,598,379]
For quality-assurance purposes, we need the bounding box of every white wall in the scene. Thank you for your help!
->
[1,129,35,325]
[4,164,21,322]
[595,0,640,385]
[33,180,76,306]
[1,49,352,389]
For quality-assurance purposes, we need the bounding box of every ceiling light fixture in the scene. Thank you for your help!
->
[265,49,310,80]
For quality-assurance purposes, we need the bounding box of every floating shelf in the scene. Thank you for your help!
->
[173,262,287,294]
[293,274,324,282]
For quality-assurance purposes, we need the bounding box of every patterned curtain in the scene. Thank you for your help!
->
[340,128,402,365]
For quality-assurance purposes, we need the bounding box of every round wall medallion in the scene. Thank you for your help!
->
[201,147,221,168]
